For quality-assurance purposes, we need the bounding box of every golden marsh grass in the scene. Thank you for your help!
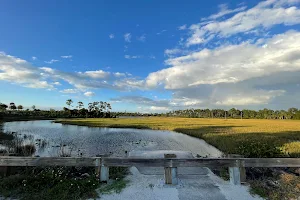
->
[56,117,300,157]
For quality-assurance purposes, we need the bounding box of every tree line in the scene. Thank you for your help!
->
[165,108,300,120]
[1,100,300,120]
[0,99,113,118]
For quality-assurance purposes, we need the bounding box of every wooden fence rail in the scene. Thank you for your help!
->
[1,157,300,185]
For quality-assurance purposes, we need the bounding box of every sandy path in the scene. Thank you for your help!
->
[98,167,262,200]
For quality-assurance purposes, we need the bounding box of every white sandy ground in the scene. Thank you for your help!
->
[97,150,263,200]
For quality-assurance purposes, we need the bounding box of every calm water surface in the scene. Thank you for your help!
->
[2,120,222,157]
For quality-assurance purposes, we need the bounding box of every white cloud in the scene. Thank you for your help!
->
[124,33,131,42]
[0,52,54,89]
[114,78,145,90]
[109,34,115,39]
[150,106,170,112]
[78,70,110,79]
[52,81,61,85]
[114,72,126,77]
[201,4,247,21]
[32,56,37,60]
[60,89,78,93]
[61,55,72,59]
[149,55,156,59]
[215,90,285,106]
[147,31,300,89]
[178,24,187,30]
[84,91,95,97]
[0,52,145,93]
[164,48,187,57]
[44,59,59,64]
[186,0,300,46]
[137,34,146,42]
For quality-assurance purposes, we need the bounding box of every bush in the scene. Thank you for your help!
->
[238,141,282,158]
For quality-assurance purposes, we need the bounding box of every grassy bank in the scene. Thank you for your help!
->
[56,117,300,157]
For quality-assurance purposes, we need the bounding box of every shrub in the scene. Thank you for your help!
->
[238,140,282,158]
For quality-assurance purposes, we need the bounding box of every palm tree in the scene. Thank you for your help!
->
[77,101,84,110]
[9,102,17,110]
[66,99,73,109]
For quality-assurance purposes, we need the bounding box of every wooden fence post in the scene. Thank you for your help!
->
[228,154,246,185]
[100,157,109,183]
[100,165,109,182]
[164,154,178,185]
[229,167,241,185]
[95,158,101,179]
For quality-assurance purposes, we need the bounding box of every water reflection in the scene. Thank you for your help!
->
[2,120,222,157]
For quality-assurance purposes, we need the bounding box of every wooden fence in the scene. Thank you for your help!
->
[1,156,300,185]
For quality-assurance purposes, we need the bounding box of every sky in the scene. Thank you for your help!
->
[1,0,300,112]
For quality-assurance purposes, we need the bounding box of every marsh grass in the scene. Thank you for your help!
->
[56,117,300,157]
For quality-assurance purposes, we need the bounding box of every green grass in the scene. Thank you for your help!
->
[56,117,300,158]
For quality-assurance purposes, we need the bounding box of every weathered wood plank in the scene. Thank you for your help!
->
[164,154,178,185]
[0,157,97,167]
[0,157,300,168]
[243,158,300,167]
[102,158,241,167]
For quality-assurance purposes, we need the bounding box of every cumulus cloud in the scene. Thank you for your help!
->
[0,52,54,89]
[0,52,146,92]
[147,31,300,89]
[84,91,95,97]
[186,0,300,46]
[32,56,37,60]
[124,33,131,42]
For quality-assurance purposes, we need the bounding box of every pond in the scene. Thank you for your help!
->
[0,120,222,157]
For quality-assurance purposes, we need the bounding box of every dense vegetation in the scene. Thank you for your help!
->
[0,166,128,200]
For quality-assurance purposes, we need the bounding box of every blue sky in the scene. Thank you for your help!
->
[1,0,300,112]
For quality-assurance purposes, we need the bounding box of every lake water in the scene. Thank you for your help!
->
[1,120,222,157]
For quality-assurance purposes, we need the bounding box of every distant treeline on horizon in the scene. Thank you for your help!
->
[1,101,300,120]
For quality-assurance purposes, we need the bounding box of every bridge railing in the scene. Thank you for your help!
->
[1,157,300,185]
